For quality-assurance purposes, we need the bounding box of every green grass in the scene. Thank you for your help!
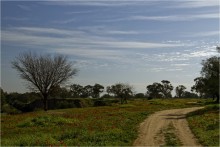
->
[187,104,220,146]
[163,123,182,146]
[0,98,208,146]
[17,115,79,127]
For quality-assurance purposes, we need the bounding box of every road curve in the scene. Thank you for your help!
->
[133,107,204,146]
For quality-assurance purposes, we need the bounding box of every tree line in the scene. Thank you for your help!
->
[0,81,197,113]
[1,48,219,111]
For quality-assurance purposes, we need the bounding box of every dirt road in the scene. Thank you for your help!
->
[133,107,204,146]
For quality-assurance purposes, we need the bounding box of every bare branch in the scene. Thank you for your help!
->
[12,52,78,111]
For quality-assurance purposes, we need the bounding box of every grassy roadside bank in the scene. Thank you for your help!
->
[0,98,212,146]
[187,104,220,146]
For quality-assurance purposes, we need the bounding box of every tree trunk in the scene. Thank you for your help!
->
[120,97,123,104]
[124,97,127,104]
[43,94,48,111]
[215,94,219,103]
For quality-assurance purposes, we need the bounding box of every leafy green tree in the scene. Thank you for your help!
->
[134,93,145,98]
[192,56,219,102]
[201,56,219,102]
[106,86,113,96]
[191,77,207,98]
[70,84,84,98]
[146,82,163,98]
[92,83,104,98]
[216,46,220,53]
[161,80,173,98]
[175,85,186,98]
[81,85,93,98]
[101,94,112,98]
[12,52,78,111]
[182,91,198,98]
[107,83,133,104]
[1,88,6,111]
[5,92,20,104]
[50,85,71,98]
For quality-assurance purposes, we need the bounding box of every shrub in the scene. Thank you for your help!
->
[93,100,110,107]
[1,104,21,114]
[9,100,34,112]
[17,116,79,127]
[93,98,120,107]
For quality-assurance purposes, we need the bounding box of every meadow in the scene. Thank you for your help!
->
[1,98,218,146]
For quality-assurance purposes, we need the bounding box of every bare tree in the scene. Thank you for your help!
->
[12,52,78,111]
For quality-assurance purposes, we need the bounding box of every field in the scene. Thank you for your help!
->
[1,98,218,146]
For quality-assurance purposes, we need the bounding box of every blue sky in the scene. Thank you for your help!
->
[1,0,219,94]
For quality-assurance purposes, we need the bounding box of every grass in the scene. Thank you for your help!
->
[0,98,211,146]
[187,104,220,146]
[163,123,182,146]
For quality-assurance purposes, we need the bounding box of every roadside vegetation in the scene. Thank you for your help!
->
[187,104,219,146]
[163,123,182,146]
[1,98,204,146]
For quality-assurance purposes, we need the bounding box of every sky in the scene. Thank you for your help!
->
[1,0,219,95]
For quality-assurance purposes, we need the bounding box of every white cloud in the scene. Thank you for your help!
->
[2,26,217,72]
[54,48,124,61]
[96,41,184,48]
[66,10,95,14]
[184,31,219,37]
[42,0,219,8]
[137,42,219,63]
[73,59,111,70]
[78,26,161,35]
[52,18,76,24]
[174,0,219,8]
[41,1,151,7]
[17,4,31,11]
[166,68,183,72]
[2,27,185,50]
[171,64,190,67]
[99,12,218,22]
[130,13,218,21]
[150,67,166,72]
[186,50,217,58]
[101,30,140,35]
[11,27,84,36]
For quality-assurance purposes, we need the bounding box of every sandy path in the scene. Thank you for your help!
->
[133,107,204,146]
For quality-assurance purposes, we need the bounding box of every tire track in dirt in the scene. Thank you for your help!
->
[133,107,204,146]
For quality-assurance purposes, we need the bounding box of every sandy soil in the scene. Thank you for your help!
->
[133,107,204,146]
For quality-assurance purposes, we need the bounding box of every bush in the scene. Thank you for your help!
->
[187,104,219,116]
[93,100,109,107]
[93,98,120,107]
[101,94,113,98]
[1,104,21,114]
[3,97,120,112]
[56,101,72,109]
[148,97,153,100]
[10,100,35,112]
